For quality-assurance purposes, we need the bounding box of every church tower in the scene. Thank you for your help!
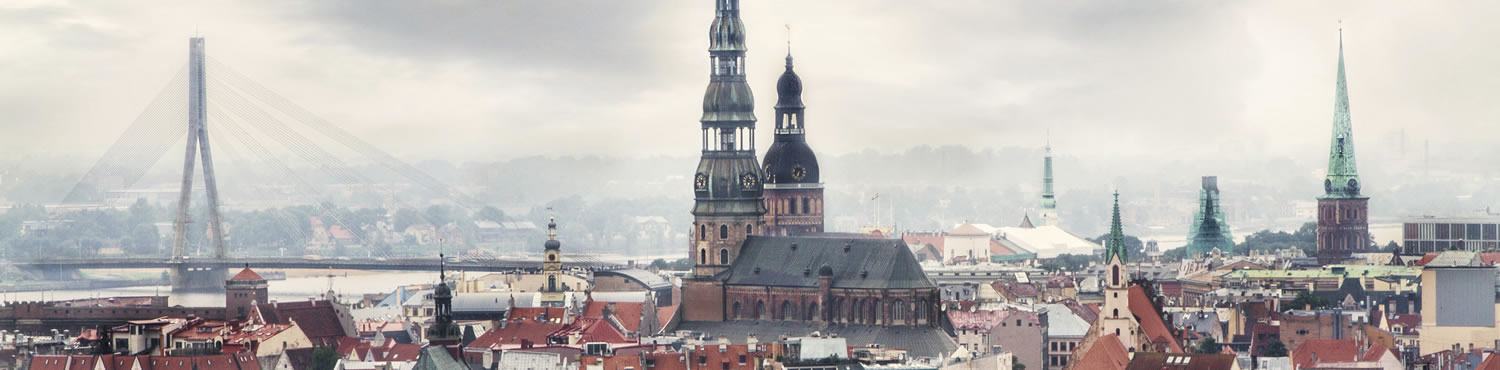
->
[540,217,566,306]
[1316,30,1370,265]
[1038,140,1059,226]
[762,50,824,236]
[1185,176,1234,257]
[426,255,462,361]
[690,0,766,277]
[1099,191,1139,351]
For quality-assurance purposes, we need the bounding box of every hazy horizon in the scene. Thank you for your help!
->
[2,1,1499,166]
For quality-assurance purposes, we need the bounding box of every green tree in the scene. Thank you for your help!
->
[1262,338,1289,357]
[1089,234,1144,258]
[1288,291,1328,311]
[477,206,506,222]
[1195,337,1221,354]
[310,347,339,370]
[1238,222,1317,256]
[393,208,425,233]
[426,205,454,227]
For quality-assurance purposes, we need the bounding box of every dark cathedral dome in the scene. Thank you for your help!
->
[763,141,819,185]
[702,81,756,122]
[775,55,803,109]
[763,53,819,185]
[818,264,833,277]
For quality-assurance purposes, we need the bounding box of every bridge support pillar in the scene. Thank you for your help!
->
[170,265,227,291]
[38,266,79,281]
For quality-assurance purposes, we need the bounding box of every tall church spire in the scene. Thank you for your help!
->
[1323,28,1361,199]
[1039,134,1057,226]
[691,0,766,277]
[1105,191,1126,264]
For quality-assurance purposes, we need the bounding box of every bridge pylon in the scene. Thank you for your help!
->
[169,37,228,291]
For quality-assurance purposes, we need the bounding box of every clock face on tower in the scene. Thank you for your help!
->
[791,164,807,181]
[694,173,708,190]
[741,173,758,189]
[764,164,774,182]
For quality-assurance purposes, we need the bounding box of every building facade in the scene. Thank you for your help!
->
[761,51,825,236]
[225,267,268,322]
[1316,33,1371,265]
[1402,216,1500,254]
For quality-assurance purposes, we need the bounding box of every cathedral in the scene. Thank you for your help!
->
[677,0,949,357]
[1315,32,1371,265]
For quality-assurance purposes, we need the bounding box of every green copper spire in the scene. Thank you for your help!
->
[1106,191,1126,263]
[1041,141,1056,210]
[1323,29,1363,199]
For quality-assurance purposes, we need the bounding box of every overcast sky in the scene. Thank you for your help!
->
[2,1,1497,166]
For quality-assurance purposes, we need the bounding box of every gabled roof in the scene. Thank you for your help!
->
[722,236,935,290]
[467,320,565,350]
[1292,339,1360,369]
[583,301,645,334]
[255,300,350,345]
[1129,285,1182,353]
[1073,334,1130,370]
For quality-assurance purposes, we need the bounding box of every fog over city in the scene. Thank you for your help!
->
[1,1,1498,253]
[4,2,1500,368]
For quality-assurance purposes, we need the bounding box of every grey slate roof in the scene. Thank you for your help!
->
[676,320,956,359]
[412,345,466,370]
[594,269,672,290]
[722,236,936,290]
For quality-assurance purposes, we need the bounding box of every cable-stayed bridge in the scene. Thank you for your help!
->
[19,38,617,290]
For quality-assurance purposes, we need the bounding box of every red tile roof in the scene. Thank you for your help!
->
[467,320,566,350]
[1386,313,1420,335]
[256,300,349,346]
[229,268,264,281]
[1129,285,1183,353]
[901,234,945,254]
[508,307,568,323]
[1478,352,1500,370]
[584,301,645,334]
[382,344,422,362]
[550,317,630,344]
[1074,334,1130,370]
[1292,339,1361,369]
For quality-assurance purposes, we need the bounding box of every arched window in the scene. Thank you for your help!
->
[1115,329,1121,336]
[1111,265,1120,286]
[746,224,752,236]
[719,249,729,265]
[719,225,729,240]
[802,198,810,214]
[892,300,905,323]
[807,303,819,321]
[1113,308,1119,318]
[755,301,766,320]
[699,224,706,241]
[732,301,741,319]
[547,275,556,292]
[699,248,707,265]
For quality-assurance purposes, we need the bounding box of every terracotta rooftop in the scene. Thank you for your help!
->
[1129,285,1183,353]
[229,268,263,281]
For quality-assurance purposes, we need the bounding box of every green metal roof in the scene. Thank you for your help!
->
[1105,191,1126,264]
[1322,32,1363,199]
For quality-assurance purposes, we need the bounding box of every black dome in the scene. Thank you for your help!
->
[763,140,819,185]
[818,264,833,276]
[545,240,561,250]
[775,55,803,109]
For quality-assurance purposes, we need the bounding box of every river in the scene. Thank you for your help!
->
[3,270,440,307]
